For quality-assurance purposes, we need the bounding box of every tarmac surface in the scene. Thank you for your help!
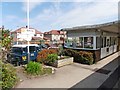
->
[16,51,120,89]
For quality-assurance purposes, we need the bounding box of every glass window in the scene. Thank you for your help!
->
[111,37,114,45]
[72,37,76,48]
[65,38,73,47]
[114,37,116,45]
[104,37,106,47]
[114,37,118,45]
[12,47,22,54]
[29,46,35,53]
[96,37,100,49]
[23,47,27,53]
[76,37,83,48]
[116,38,118,45]
[107,38,110,46]
[101,37,104,48]
[84,37,93,49]
[110,37,111,46]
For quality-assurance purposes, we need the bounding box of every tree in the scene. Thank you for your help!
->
[0,29,12,62]
[0,28,18,90]
[1,29,12,50]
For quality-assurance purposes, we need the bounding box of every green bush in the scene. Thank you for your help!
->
[79,51,94,65]
[58,45,64,56]
[63,49,94,65]
[47,54,58,65]
[37,49,58,64]
[26,61,42,75]
[0,61,18,90]
[63,49,80,61]
[0,61,2,88]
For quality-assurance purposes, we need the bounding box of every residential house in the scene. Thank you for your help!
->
[10,26,44,45]
[44,30,67,45]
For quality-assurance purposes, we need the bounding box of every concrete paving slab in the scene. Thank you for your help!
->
[16,51,120,88]
[71,56,120,89]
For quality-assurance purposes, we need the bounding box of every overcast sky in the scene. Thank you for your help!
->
[1,0,119,32]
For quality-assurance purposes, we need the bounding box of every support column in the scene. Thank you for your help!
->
[83,37,84,48]
[93,36,96,50]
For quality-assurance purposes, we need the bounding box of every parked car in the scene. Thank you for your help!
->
[39,44,48,49]
[48,45,59,49]
[7,44,41,66]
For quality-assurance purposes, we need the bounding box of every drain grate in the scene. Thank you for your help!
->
[95,68,111,75]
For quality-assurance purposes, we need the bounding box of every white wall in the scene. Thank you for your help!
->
[100,36,118,59]
[36,34,44,39]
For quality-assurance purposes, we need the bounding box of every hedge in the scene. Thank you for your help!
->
[63,49,94,65]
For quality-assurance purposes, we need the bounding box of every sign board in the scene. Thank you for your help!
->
[16,28,35,41]
[21,28,35,35]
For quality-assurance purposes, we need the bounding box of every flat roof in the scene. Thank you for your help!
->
[12,44,39,48]
[61,21,119,34]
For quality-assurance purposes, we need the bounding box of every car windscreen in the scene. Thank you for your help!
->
[29,46,36,53]
[23,47,27,53]
[11,47,22,54]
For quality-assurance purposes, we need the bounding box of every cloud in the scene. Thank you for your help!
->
[21,0,119,12]
[22,0,44,12]
[54,1,118,28]
[2,15,27,30]
[29,2,62,24]
[29,1,118,32]
[3,15,18,23]
[0,3,2,26]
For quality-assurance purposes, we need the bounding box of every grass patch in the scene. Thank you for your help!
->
[41,68,52,75]
[25,67,52,78]
[24,61,53,78]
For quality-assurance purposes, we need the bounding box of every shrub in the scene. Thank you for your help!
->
[37,49,58,64]
[58,45,64,56]
[79,51,94,65]
[37,49,48,64]
[63,49,77,56]
[47,54,58,65]
[1,61,18,90]
[63,49,80,60]
[26,61,42,75]
[48,49,58,54]
[63,49,94,65]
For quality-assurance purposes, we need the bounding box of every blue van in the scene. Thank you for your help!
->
[8,44,41,66]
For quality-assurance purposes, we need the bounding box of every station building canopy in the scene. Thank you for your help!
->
[61,21,120,35]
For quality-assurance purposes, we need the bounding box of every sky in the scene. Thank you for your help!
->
[1,0,119,32]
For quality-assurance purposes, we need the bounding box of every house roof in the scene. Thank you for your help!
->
[44,30,60,35]
[35,29,43,34]
[61,21,119,34]
[43,37,50,40]
[11,27,43,34]
[44,30,65,35]
[11,27,23,33]
[32,37,42,40]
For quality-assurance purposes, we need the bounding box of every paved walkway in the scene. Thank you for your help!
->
[16,51,120,88]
